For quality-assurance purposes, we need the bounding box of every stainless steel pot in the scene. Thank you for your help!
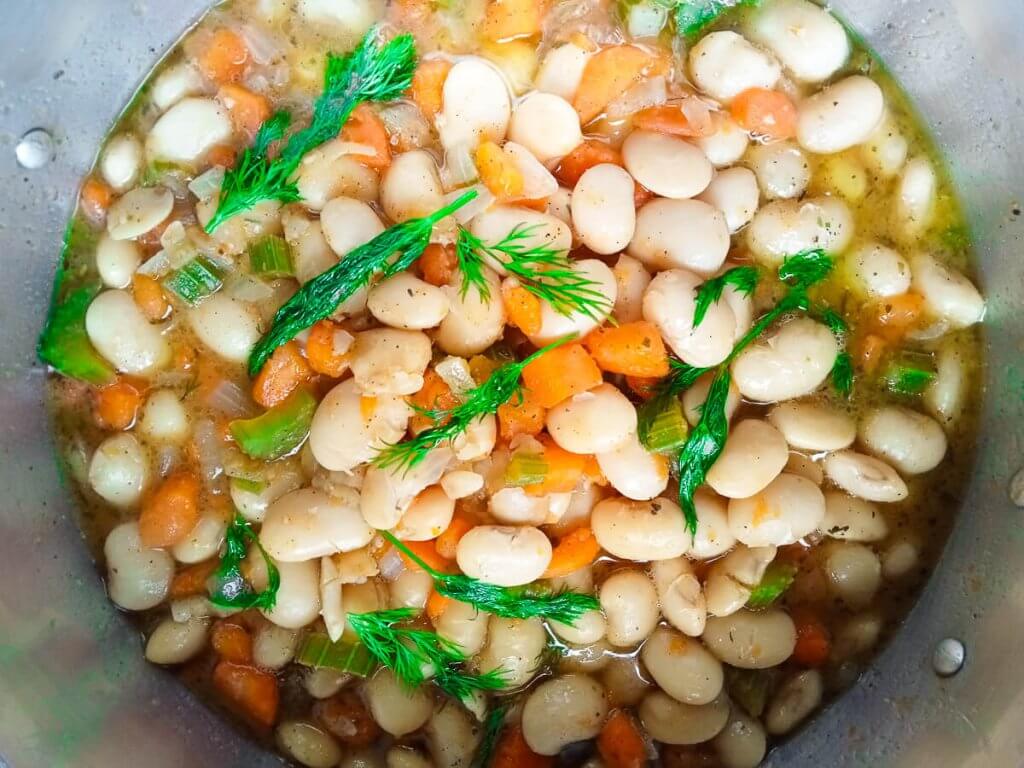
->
[0,1,1021,766]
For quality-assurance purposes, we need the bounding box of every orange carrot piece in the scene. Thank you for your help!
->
[410,59,452,120]
[491,725,555,768]
[217,84,271,139]
[211,620,254,665]
[573,45,659,124]
[542,527,601,578]
[792,614,832,668]
[497,387,547,441]
[524,437,587,496]
[213,661,279,727]
[80,178,114,223]
[169,559,219,599]
[397,539,452,573]
[555,139,622,188]
[340,103,392,170]
[94,378,145,430]
[409,369,460,434]
[305,320,350,378]
[597,710,647,768]
[582,453,607,485]
[435,514,475,560]
[871,292,925,341]
[252,341,313,409]
[625,375,662,401]
[855,332,888,373]
[482,0,543,42]
[420,243,458,287]
[476,141,524,201]
[132,273,171,322]
[426,590,452,622]
[730,88,798,141]
[633,104,712,138]
[503,282,543,336]
[138,471,201,549]
[583,321,670,377]
[206,144,238,169]
[198,28,250,84]
[521,342,603,408]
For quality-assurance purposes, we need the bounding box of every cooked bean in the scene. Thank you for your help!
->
[350,328,432,396]
[600,569,659,648]
[690,489,737,560]
[509,92,583,163]
[704,545,776,617]
[859,405,947,474]
[261,487,373,561]
[456,525,552,587]
[535,41,591,101]
[696,167,760,233]
[896,157,937,238]
[550,608,607,646]
[651,558,708,637]
[861,110,908,179]
[764,670,824,736]
[747,0,849,82]
[320,196,385,257]
[471,207,572,265]
[151,62,203,111]
[283,210,340,286]
[381,150,446,224]
[304,668,351,700]
[822,491,888,542]
[367,272,450,331]
[440,470,483,500]
[171,514,226,564]
[747,141,810,200]
[388,568,434,611]
[702,609,797,669]
[683,373,741,426]
[488,486,555,526]
[433,600,490,656]
[643,268,736,367]
[385,747,432,768]
[785,451,824,484]
[696,115,750,168]
[911,253,985,328]
[642,627,724,705]
[140,389,190,444]
[591,496,689,561]
[365,668,433,736]
[360,447,452,529]
[571,163,637,254]
[797,76,884,154]
[145,617,209,665]
[713,706,767,768]
[689,31,781,103]
[394,486,455,541]
[882,538,920,581]
[477,616,546,688]
[925,341,966,426]
[146,97,232,165]
[767,400,856,451]
[707,419,789,499]
[731,317,838,402]
[848,242,911,298]
[823,449,909,502]
[344,579,389,616]
[187,294,261,364]
[101,133,143,192]
[86,289,171,373]
[296,141,379,210]
[339,751,384,768]
[104,522,174,611]
[425,702,481,768]
[453,413,497,463]
[277,720,342,768]
[597,433,670,501]
[96,234,141,288]
[89,433,149,507]
[639,690,730,745]
[528,259,617,344]
[261,558,321,629]
[521,674,609,755]
[437,267,506,356]
[825,542,881,607]
[729,473,825,547]
[298,0,382,35]
[438,58,511,151]
[546,383,636,455]
[832,613,882,661]
[601,655,651,708]
[631,199,730,276]
[253,622,299,670]
[746,197,854,267]
[623,130,713,199]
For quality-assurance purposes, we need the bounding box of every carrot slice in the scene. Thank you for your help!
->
[792,613,832,668]
[521,342,603,408]
[80,178,114,223]
[503,282,543,336]
[555,139,622,188]
[252,341,313,409]
[409,369,460,434]
[169,559,219,599]
[420,243,458,287]
[542,527,601,578]
[854,332,888,373]
[211,620,254,665]
[131,274,171,322]
[340,103,392,170]
[524,437,587,496]
[410,58,452,120]
[476,141,525,201]
[198,28,250,85]
[573,45,659,124]
[491,725,555,768]
[871,292,925,341]
[583,321,670,377]
[435,513,475,560]
[305,320,350,378]
[138,470,201,549]
[94,378,145,430]
[597,710,647,768]
[633,104,711,138]
[213,661,279,727]
[497,387,547,441]
[482,0,543,42]
[396,539,452,573]
[730,88,798,141]
[206,144,238,169]
[426,590,452,622]
[217,84,271,139]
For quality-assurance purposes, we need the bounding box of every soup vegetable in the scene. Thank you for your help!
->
[40,0,985,765]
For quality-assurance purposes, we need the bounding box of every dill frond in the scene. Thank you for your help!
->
[693,265,760,328]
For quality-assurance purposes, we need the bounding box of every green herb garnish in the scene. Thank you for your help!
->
[294,633,379,677]
[249,235,294,279]
[229,388,317,460]
[162,256,225,306]
[883,362,936,395]
[205,31,417,233]
[471,704,509,768]
[249,190,477,375]
[813,305,853,397]
[670,0,761,39]
[746,561,798,609]
[693,265,759,328]
[208,514,280,610]
[38,282,116,386]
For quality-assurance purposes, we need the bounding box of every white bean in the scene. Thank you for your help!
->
[389,569,434,611]
[95,234,142,289]
[320,559,344,641]
[151,62,203,111]
[601,656,650,708]
[140,389,189,444]
[253,622,299,670]
[535,42,591,102]
[146,98,232,165]
[696,115,750,168]
[911,253,985,328]
[631,199,730,276]
[731,317,837,402]
[822,491,888,542]
[689,31,781,104]
[296,141,379,211]
[591,496,689,561]
[571,164,636,254]
[386,747,432,768]
[713,707,767,768]
[707,419,789,499]
[612,255,652,323]
[550,608,607,646]
[187,294,261,364]
[171,514,226,564]
[882,539,919,581]
[310,379,411,473]
[767,400,856,451]
[104,522,174,611]
[785,451,824,484]
[546,383,636,455]
[651,559,706,636]
[600,569,659,648]
[746,197,854,267]
[89,433,149,507]
[381,150,446,224]
[488,486,550,526]
[437,268,506,356]
[690,490,737,560]
[367,272,450,330]
[848,242,911,298]
[696,167,760,233]
[825,542,881,607]
[283,211,338,286]
[704,545,776,617]
[797,76,884,154]
[86,289,170,373]
[456,525,552,587]
[101,134,143,191]
[261,487,373,562]
[861,111,908,179]
[859,405,947,475]
[393,487,454,542]
[832,613,882,660]
[320,196,385,257]
[478,616,546,688]
[521,675,609,755]
[298,0,382,35]
[683,373,741,427]
[426,702,482,768]
[765,670,823,736]
[276,721,342,768]
[925,341,966,426]
[440,470,483,500]
[823,449,909,502]
[643,627,724,706]
[261,558,321,629]
[303,668,350,700]
[746,0,849,82]
[367,668,434,736]
[728,473,825,547]
[528,259,616,345]
[434,600,490,656]
[438,58,511,150]
[597,433,669,501]
[746,141,810,200]
[360,447,452,529]
[145,617,208,664]
[350,328,432,396]
[896,157,937,238]
[471,207,572,266]
[643,268,736,367]
[509,92,583,163]
[639,690,730,745]
[702,609,796,669]
[623,130,713,199]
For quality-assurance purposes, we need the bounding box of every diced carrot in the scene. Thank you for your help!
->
[132,273,171,322]
[420,243,458,287]
[555,139,622,188]
[211,620,254,665]
[172,343,197,373]
[503,282,543,336]
[340,103,392,170]
[138,470,201,549]
[573,45,659,124]
[251,341,313,409]
[625,375,662,401]
[582,454,607,485]
[542,527,601,578]
[854,332,888,373]
[206,144,238,169]
[633,104,711,138]
[314,690,382,747]
[409,369,459,434]
[80,178,114,223]
[212,661,279,727]
[476,140,524,201]
[198,28,250,85]
[584,321,670,377]
[730,88,798,141]
[524,437,587,495]
[497,387,547,441]
[410,58,452,121]
[217,84,271,139]
[482,0,543,42]
[871,292,925,341]
[521,342,603,408]
[169,559,219,599]
[491,725,555,768]
[94,378,145,430]
[435,513,475,560]
[426,590,452,622]
[396,539,452,573]
[597,710,647,768]
[468,355,501,384]
[306,320,350,378]
[633,182,654,208]
[792,613,832,668]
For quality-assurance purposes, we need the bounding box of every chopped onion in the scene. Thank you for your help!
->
[378,548,405,581]
[238,24,284,65]
[188,167,224,202]
[623,0,668,39]
[156,445,181,477]
[436,356,476,396]
[204,380,255,418]
[193,419,224,483]
[505,143,559,200]
[224,272,275,302]
[607,75,667,120]
[379,103,432,151]
[443,184,494,225]
[160,221,187,250]
[441,142,479,189]
[680,96,715,137]
[137,250,171,278]
[332,328,355,357]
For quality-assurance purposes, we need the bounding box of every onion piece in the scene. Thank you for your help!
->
[443,184,494,225]
[607,75,667,120]
[188,167,224,201]
[435,356,476,397]
[193,419,224,483]
[441,142,480,189]
[204,379,256,418]
[238,24,284,65]
[136,250,172,278]
[224,272,275,302]
[679,96,715,137]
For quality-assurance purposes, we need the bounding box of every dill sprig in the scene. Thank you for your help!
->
[249,190,477,375]
[208,514,281,610]
[205,31,417,233]
[813,304,853,397]
[693,265,760,328]
[347,608,507,702]
[456,225,612,319]
[381,531,600,625]
[471,703,509,768]
[670,0,762,39]
[374,335,575,471]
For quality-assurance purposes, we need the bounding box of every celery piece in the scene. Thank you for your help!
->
[505,451,549,487]
[229,389,317,461]
[37,283,116,386]
[249,235,294,279]
[637,392,689,454]
[746,562,798,609]
[162,256,224,306]
[294,633,378,677]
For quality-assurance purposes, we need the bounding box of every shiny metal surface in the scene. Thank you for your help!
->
[0,1,1021,766]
